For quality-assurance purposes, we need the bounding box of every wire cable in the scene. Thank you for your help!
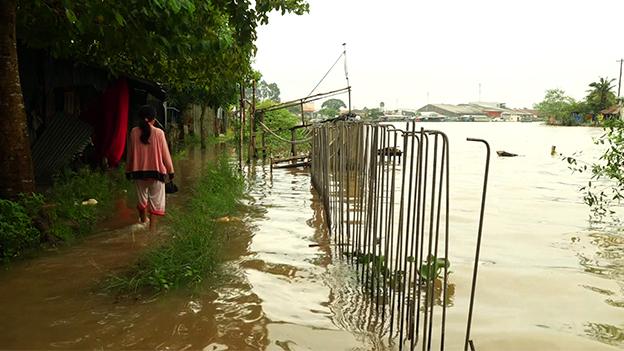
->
[306,50,345,98]
[257,120,313,144]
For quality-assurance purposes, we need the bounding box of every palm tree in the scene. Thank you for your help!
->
[587,77,617,113]
[0,0,35,198]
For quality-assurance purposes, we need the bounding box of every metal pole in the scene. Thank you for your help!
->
[618,59,623,98]
[464,138,491,351]
[348,86,352,113]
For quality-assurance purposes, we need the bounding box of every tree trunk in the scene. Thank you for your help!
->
[0,0,35,198]
[213,107,218,137]
[199,104,206,149]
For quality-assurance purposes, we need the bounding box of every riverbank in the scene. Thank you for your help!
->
[0,134,231,265]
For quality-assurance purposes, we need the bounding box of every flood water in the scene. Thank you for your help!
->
[0,122,622,350]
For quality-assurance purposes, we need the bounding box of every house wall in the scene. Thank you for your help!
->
[183,104,217,137]
[483,110,501,118]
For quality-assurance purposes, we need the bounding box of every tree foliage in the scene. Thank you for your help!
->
[2,0,309,196]
[256,100,302,155]
[256,80,281,102]
[321,98,346,110]
[567,119,624,219]
[536,78,618,127]
[367,108,383,119]
[534,89,575,119]
[534,88,588,126]
[586,77,617,114]
[16,0,309,107]
[319,107,339,117]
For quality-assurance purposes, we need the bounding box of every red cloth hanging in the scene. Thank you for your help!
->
[81,78,129,167]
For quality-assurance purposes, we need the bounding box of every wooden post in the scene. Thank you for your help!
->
[247,84,252,164]
[290,128,296,156]
[252,80,257,158]
[300,101,305,126]
[261,111,267,159]
[239,84,244,169]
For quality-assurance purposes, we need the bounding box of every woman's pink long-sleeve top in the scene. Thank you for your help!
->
[125,125,174,182]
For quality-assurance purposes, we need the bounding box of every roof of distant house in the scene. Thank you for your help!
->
[418,104,484,115]
[600,105,621,115]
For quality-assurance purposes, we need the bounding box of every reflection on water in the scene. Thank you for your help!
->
[244,164,394,350]
[576,230,624,280]
[584,322,624,347]
[572,227,624,347]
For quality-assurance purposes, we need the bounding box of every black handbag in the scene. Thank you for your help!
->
[165,180,178,194]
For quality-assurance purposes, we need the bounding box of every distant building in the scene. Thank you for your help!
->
[500,109,537,122]
[600,105,622,120]
[465,102,509,118]
[417,102,538,122]
[303,102,315,113]
[417,104,484,118]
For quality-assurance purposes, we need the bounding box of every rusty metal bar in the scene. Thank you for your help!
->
[308,122,489,351]
[464,138,491,351]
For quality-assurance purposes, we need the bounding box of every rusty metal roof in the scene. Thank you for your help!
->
[32,114,93,178]
[600,105,621,115]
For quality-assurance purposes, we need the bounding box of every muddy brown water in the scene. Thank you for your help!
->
[0,123,622,350]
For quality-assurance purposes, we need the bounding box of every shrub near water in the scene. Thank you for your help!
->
[48,167,130,241]
[0,167,130,262]
[109,157,244,292]
[0,195,42,262]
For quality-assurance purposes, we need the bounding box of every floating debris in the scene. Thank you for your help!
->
[81,198,98,205]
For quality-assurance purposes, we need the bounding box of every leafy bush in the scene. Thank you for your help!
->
[0,168,130,263]
[48,167,129,239]
[0,199,40,261]
[255,101,311,157]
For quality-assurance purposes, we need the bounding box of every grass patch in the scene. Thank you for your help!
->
[0,194,43,262]
[0,167,131,262]
[47,167,130,241]
[107,156,244,292]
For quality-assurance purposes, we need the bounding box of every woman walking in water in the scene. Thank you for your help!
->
[125,105,174,229]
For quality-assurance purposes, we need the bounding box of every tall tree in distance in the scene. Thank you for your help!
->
[586,77,616,113]
[0,0,34,198]
[321,98,346,110]
[318,98,346,117]
[256,80,281,102]
[534,88,579,125]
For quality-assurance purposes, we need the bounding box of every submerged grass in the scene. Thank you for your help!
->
[107,156,244,292]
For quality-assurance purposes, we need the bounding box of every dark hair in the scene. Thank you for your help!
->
[138,105,156,144]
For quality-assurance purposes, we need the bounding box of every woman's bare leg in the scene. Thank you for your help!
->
[149,214,157,230]
[138,207,147,223]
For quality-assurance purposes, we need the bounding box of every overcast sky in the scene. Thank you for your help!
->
[254,0,623,110]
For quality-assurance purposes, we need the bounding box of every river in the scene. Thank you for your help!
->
[0,122,621,350]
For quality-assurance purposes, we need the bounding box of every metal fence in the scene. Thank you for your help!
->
[310,121,490,351]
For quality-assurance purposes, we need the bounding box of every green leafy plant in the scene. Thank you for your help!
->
[418,254,450,281]
[0,199,40,261]
[565,119,624,220]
